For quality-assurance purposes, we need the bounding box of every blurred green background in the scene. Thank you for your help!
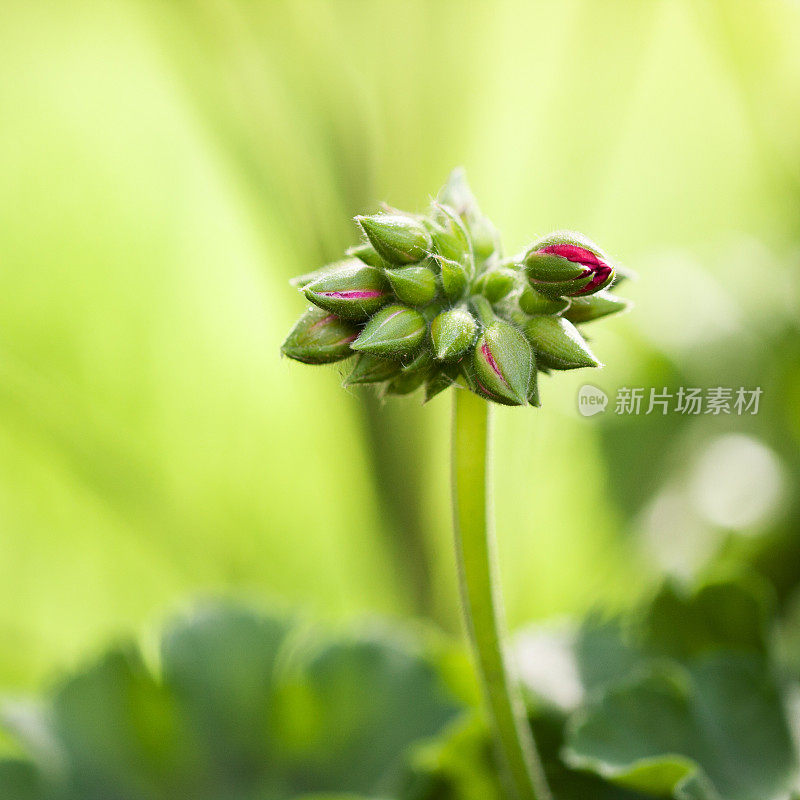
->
[1,0,799,692]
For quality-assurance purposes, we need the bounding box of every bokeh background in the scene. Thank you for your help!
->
[2,0,799,692]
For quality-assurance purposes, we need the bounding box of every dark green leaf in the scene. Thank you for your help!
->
[565,655,797,800]
[160,604,291,786]
[574,616,643,697]
[0,605,459,800]
[641,580,770,659]
[277,635,459,797]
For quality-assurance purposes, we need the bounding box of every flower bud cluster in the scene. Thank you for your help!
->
[281,169,631,406]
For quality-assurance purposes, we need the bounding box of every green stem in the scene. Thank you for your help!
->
[451,388,552,800]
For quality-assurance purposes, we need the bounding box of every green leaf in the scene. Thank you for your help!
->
[565,655,797,800]
[641,580,770,659]
[160,605,292,788]
[533,710,661,800]
[522,580,773,713]
[48,646,195,800]
[277,635,459,797]
[574,616,643,697]
[0,604,459,800]
[516,580,797,800]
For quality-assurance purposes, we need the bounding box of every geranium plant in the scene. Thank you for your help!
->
[281,169,630,800]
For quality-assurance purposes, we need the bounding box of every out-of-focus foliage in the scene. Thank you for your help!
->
[562,582,796,800]
[410,579,800,800]
[0,603,460,800]
[3,580,797,800]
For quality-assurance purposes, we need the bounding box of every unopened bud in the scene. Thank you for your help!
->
[474,267,518,303]
[385,265,437,306]
[522,316,600,370]
[438,167,479,218]
[344,353,402,386]
[563,290,630,324]
[281,307,358,364]
[436,256,469,301]
[356,214,431,265]
[351,304,427,357]
[430,203,472,263]
[524,231,614,298]
[437,168,499,260]
[469,295,496,326]
[431,307,478,361]
[469,215,501,260]
[304,260,390,320]
[346,242,386,268]
[472,320,533,406]
[518,285,570,316]
[290,259,351,289]
[528,367,541,407]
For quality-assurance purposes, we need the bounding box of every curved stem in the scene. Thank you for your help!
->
[451,388,552,800]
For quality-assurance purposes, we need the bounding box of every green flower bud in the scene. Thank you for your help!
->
[420,299,449,324]
[524,230,615,298]
[524,251,589,282]
[351,304,427,357]
[474,267,518,303]
[437,168,499,260]
[344,353,402,386]
[431,307,478,361]
[436,256,469,301]
[290,259,352,289]
[469,294,496,326]
[281,306,358,364]
[469,215,501,260]
[304,259,390,320]
[385,265,437,306]
[522,316,600,370]
[438,167,480,218]
[563,290,629,324]
[356,214,431,265]
[518,285,571,316]
[346,241,386,268]
[528,367,541,407]
[429,203,472,263]
[472,320,533,406]
[528,276,593,299]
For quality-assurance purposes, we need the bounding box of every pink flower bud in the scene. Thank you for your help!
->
[523,231,615,298]
[537,244,613,296]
